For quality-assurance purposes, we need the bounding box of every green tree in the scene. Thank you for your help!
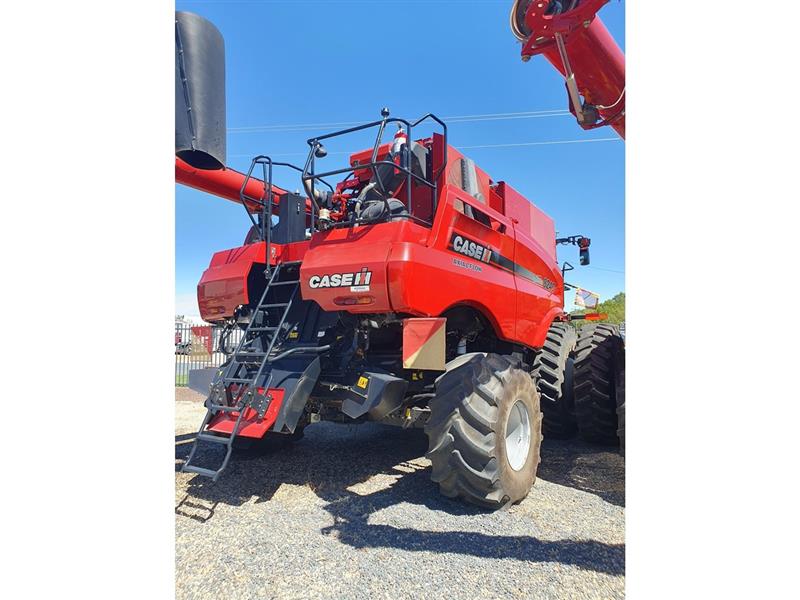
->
[570,292,625,327]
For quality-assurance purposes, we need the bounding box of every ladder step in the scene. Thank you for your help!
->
[236,351,267,357]
[222,378,253,384]
[209,403,242,412]
[197,432,231,444]
[182,465,219,478]
[248,326,278,332]
[261,303,289,308]
[269,280,299,286]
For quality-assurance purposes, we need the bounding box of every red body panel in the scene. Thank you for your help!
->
[207,388,285,438]
[197,241,310,321]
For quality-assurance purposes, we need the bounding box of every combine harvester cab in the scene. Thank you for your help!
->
[175,10,624,507]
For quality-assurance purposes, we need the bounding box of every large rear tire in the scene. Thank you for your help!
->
[425,353,543,508]
[532,322,577,438]
[573,323,625,445]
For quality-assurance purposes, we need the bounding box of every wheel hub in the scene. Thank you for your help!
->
[506,398,532,471]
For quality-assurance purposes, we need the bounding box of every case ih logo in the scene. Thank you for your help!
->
[450,234,492,263]
[308,268,372,289]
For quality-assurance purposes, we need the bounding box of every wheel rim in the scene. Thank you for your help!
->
[506,398,532,471]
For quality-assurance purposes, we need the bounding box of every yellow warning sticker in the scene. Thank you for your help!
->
[288,330,299,339]
[356,376,369,389]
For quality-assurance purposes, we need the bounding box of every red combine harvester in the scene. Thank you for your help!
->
[176,8,624,508]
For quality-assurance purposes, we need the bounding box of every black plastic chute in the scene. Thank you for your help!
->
[175,11,226,170]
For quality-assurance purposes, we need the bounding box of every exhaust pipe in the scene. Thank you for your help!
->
[175,11,226,169]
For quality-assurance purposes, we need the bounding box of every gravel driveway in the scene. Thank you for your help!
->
[175,389,625,600]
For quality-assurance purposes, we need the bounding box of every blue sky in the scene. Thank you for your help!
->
[175,0,625,318]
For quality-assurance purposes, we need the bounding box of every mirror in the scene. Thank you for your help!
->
[578,236,591,265]
[579,247,590,266]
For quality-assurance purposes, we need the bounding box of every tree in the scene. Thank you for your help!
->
[570,292,625,327]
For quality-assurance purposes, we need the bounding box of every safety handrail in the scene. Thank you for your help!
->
[300,110,447,231]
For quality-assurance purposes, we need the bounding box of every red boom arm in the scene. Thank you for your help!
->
[511,0,625,138]
[175,157,288,213]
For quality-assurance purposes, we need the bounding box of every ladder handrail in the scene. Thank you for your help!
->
[182,260,302,481]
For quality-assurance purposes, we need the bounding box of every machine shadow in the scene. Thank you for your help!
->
[176,422,624,574]
[538,437,625,507]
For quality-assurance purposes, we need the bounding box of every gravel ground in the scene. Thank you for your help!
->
[176,389,624,600]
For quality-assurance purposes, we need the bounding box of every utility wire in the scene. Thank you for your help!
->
[460,137,620,149]
[229,136,621,159]
[586,266,625,274]
[228,109,570,133]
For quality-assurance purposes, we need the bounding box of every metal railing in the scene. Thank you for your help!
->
[301,110,447,230]
[174,324,244,387]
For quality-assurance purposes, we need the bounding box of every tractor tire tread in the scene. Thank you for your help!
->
[532,321,578,438]
[573,323,624,445]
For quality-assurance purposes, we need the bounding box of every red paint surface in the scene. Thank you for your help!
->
[207,388,285,438]
[520,1,625,138]
[176,157,315,215]
[197,240,311,321]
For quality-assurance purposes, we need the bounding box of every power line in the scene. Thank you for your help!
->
[228,109,570,133]
[228,136,621,159]
[586,266,625,274]
[460,137,620,149]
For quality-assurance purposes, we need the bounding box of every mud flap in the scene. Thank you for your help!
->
[342,372,409,420]
[269,356,322,434]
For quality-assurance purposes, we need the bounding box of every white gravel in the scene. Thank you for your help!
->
[176,390,624,599]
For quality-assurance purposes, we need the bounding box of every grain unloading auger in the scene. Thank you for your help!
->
[175,11,625,507]
[510,0,625,138]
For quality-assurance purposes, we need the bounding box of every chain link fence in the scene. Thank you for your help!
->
[175,324,243,387]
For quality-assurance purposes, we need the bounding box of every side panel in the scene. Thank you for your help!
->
[499,181,564,347]
[500,181,557,263]
[197,244,264,321]
[197,240,310,321]
[387,186,519,342]
[513,227,564,347]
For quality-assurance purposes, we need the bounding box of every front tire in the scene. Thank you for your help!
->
[425,353,543,508]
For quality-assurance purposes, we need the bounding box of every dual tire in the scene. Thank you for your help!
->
[531,321,625,447]
[573,323,625,445]
[532,322,578,438]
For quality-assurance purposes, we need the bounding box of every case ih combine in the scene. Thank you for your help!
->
[176,2,624,508]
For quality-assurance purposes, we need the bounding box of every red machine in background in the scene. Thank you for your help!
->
[510,0,625,138]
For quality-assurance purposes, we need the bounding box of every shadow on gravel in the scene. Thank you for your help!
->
[176,422,624,574]
[538,438,625,507]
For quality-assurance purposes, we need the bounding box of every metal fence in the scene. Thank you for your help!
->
[175,324,243,387]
